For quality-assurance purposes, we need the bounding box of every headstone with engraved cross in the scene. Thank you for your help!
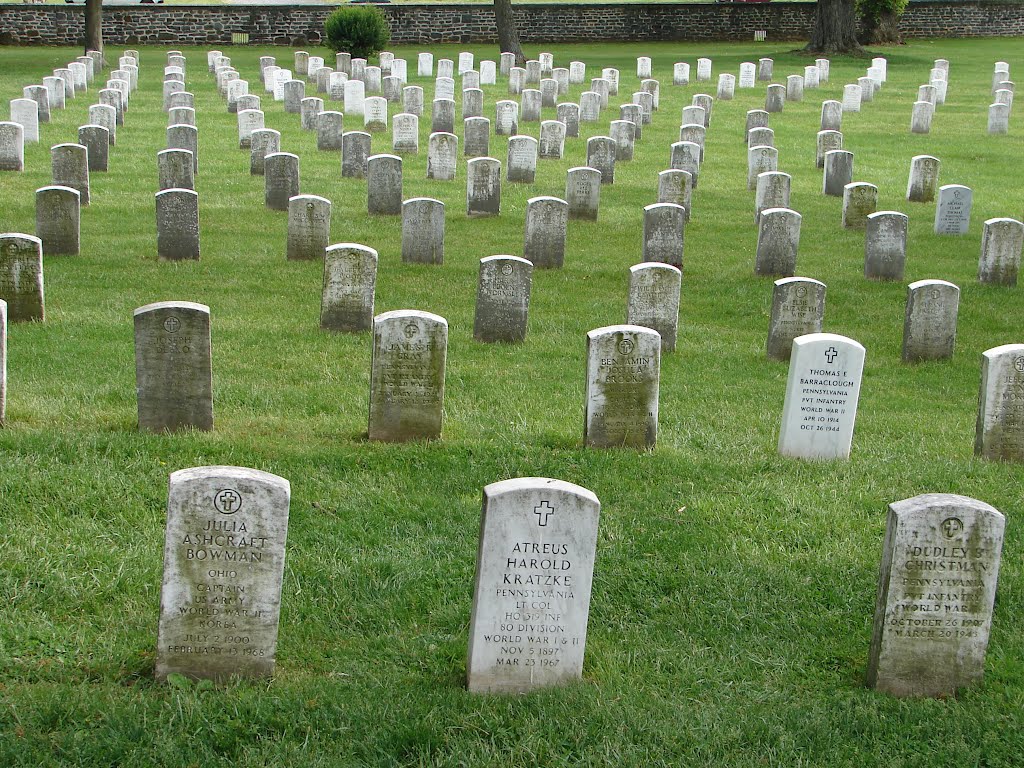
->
[584,325,661,448]
[467,477,601,694]
[867,493,1005,697]
[156,465,291,682]
[778,333,865,460]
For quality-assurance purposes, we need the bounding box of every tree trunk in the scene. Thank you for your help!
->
[805,0,863,55]
[84,0,103,55]
[861,10,902,45]
[494,0,525,68]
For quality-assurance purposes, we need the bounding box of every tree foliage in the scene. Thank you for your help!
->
[324,6,390,59]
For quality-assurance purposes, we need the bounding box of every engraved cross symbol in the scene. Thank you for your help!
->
[214,489,242,514]
[942,517,963,538]
[824,346,838,364]
[534,501,554,527]
[1015,357,1024,373]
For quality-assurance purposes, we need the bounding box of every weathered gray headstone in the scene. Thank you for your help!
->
[669,142,701,191]
[264,152,299,211]
[368,310,447,442]
[816,130,843,169]
[754,171,791,222]
[473,255,533,343]
[156,465,291,682]
[463,87,484,119]
[842,84,862,112]
[134,301,213,432]
[344,80,365,118]
[156,188,200,261]
[910,101,934,134]
[495,100,519,136]
[463,116,490,158]
[756,208,801,277]
[584,325,661,449]
[866,493,1005,697]
[778,333,865,460]
[934,185,972,235]
[23,84,50,124]
[316,110,343,152]
[978,217,1023,285]
[51,143,90,206]
[823,150,853,196]
[168,105,196,128]
[401,198,445,265]
[747,126,773,150]
[286,195,331,261]
[392,112,419,154]
[250,129,280,176]
[88,104,116,146]
[627,262,681,352]
[431,98,456,134]
[609,120,636,162]
[579,91,601,123]
[747,145,777,190]
[539,120,566,160]
[820,100,842,131]
[975,344,1024,461]
[426,132,458,180]
[300,97,323,131]
[0,122,24,171]
[363,96,388,132]
[657,169,692,219]
[167,123,199,174]
[566,167,601,221]
[35,186,80,255]
[521,89,542,122]
[674,62,690,85]
[786,74,804,102]
[341,131,371,179]
[988,103,1010,134]
[765,84,785,113]
[586,136,616,185]
[523,196,568,269]
[466,477,600,694]
[865,211,908,281]
[842,182,878,229]
[403,85,423,116]
[320,243,378,332]
[508,67,525,95]
[902,279,959,362]
[43,76,65,111]
[507,136,538,184]
[283,79,305,114]
[467,157,501,216]
[0,233,44,322]
[767,277,825,362]
[642,203,686,269]
[907,155,940,202]
[759,58,774,81]
[558,102,580,138]
[367,154,402,215]
[236,109,264,150]
[158,149,194,191]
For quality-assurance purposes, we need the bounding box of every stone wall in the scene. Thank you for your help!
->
[1,2,1023,47]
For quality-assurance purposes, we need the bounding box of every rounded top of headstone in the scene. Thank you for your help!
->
[527,196,568,207]
[167,124,198,133]
[481,254,532,268]
[0,232,43,248]
[568,166,601,177]
[983,342,1024,359]
[939,183,971,192]
[429,131,457,140]
[265,151,299,161]
[792,332,865,354]
[983,216,1024,227]
[465,116,490,125]
[403,197,444,208]
[288,194,330,206]
[467,156,499,167]
[169,465,291,496]
[758,171,791,181]
[889,493,1002,524]
[630,261,682,277]
[36,185,81,199]
[343,130,372,139]
[483,477,600,507]
[510,135,538,145]
[659,169,692,179]
[374,309,448,328]
[867,210,909,221]
[774,276,825,288]
[368,153,401,163]
[251,128,281,138]
[908,278,959,292]
[134,300,210,317]
[587,324,662,345]
[51,142,87,151]
[672,140,700,150]
[541,119,564,128]
[761,207,801,220]
[155,187,199,199]
[326,243,378,259]
[644,202,687,213]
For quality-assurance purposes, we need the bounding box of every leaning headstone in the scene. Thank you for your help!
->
[842,182,878,229]
[158,149,194,191]
[627,263,681,352]
[566,167,601,221]
[902,279,959,362]
[401,198,445,265]
[367,154,402,215]
[976,344,1024,460]
[978,217,1024,285]
[778,333,865,460]
[467,157,501,216]
[866,493,1005,697]
[466,477,600,694]
[51,143,90,206]
[934,185,972,235]
[250,129,280,176]
[0,233,44,321]
[767,277,826,362]
[865,211,909,281]
[642,203,686,269]
[584,325,661,449]
[264,152,299,211]
[473,256,533,343]
[507,136,538,183]
[35,186,80,255]
[368,310,447,442]
[156,466,291,682]
[286,195,331,261]
[134,301,213,432]
[0,122,25,171]
[156,188,200,261]
[523,197,568,269]
[320,243,378,332]
[822,150,853,196]
[341,131,371,179]
[756,208,801,277]
[427,132,458,180]
[906,155,940,203]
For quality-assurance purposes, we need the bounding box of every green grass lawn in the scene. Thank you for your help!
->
[1,38,1023,766]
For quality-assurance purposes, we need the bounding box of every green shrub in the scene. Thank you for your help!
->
[324,5,391,59]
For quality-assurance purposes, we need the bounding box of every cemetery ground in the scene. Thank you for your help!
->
[2,38,1024,765]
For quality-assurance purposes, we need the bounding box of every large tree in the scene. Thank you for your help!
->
[494,0,525,67]
[85,0,103,55]
[805,0,863,55]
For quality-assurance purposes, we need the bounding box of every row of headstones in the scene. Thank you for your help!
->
[154,463,1005,699]
[987,60,1015,134]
